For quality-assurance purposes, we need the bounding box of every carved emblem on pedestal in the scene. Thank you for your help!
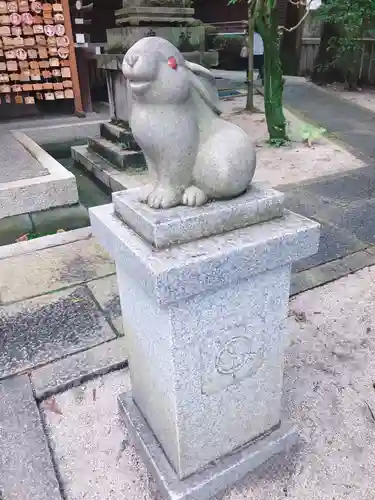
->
[201,327,265,395]
[215,336,253,377]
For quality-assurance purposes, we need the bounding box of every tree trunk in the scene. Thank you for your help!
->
[257,8,288,144]
[311,22,343,84]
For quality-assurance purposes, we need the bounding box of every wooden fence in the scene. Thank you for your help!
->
[299,37,320,75]
[299,37,375,84]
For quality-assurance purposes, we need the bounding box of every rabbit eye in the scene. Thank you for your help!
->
[167,57,178,70]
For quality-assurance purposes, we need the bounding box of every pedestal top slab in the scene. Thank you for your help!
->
[90,203,320,305]
[113,183,285,249]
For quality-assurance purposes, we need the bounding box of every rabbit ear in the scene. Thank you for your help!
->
[185,61,221,116]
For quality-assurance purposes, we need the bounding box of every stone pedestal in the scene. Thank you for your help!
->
[89,183,320,500]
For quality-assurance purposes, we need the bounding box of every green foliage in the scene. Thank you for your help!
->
[318,0,375,32]
[213,35,245,70]
[300,124,327,146]
[317,0,375,79]
[267,137,290,147]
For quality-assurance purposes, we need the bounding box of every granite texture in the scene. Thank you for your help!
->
[91,188,319,493]
[113,183,284,248]
[0,375,62,500]
[116,262,292,478]
[90,203,320,305]
[122,37,256,208]
[119,391,297,500]
[32,337,128,400]
[0,285,115,378]
[91,199,319,483]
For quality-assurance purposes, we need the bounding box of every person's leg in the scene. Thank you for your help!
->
[253,55,260,81]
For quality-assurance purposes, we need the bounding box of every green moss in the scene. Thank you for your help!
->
[213,35,245,70]
[105,44,128,54]
[110,118,131,129]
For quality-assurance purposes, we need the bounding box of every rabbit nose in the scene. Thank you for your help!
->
[127,55,139,68]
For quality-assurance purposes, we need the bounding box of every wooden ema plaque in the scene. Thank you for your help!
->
[0,0,82,112]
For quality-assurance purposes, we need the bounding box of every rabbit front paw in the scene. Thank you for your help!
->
[182,186,208,207]
[138,183,156,203]
[147,185,182,209]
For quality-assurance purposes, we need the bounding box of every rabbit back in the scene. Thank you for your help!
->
[193,118,256,199]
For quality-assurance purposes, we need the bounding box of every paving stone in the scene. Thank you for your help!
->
[291,256,355,295]
[302,165,375,206]
[331,199,375,245]
[0,285,115,378]
[292,222,366,272]
[0,375,62,500]
[284,170,375,264]
[341,250,375,272]
[41,267,375,500]
[284,188,339,221]
[307,258,352,286]
[32,337,128,400]
[289,270,317,296]
[0,236,115,304]
[283,81,375,160]
[86,275,124,334]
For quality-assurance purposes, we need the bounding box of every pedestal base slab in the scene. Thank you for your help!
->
[119,391,297,500]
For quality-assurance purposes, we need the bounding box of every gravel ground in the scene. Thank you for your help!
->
[325,84,375,114]
[221,94,365,188]
[43,265,375,500]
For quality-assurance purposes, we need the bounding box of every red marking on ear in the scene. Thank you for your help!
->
[168,56,178,70]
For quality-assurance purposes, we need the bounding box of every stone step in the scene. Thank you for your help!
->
[115,15,196,25]
[100,122,140,151]
[88,137,145,171]
[71,144,149,192]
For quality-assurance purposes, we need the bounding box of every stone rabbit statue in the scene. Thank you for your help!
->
[122,36,256,209]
